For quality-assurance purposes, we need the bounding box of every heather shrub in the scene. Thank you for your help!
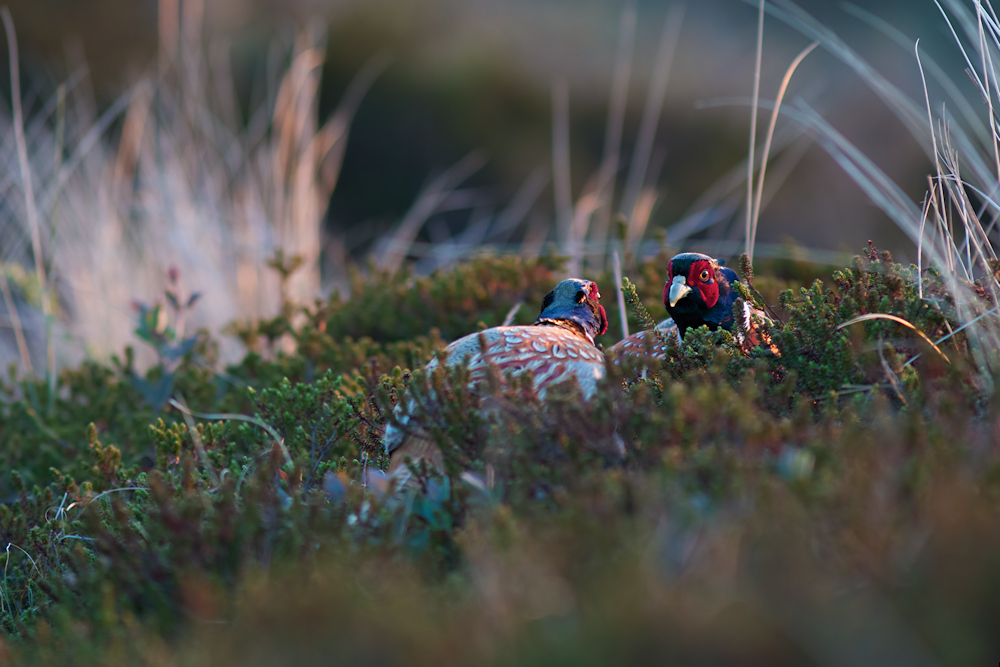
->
[0,252,996,666]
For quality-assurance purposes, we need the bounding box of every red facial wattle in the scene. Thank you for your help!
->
[596,304,608,336]
[586,281,608,336]
[688,260,720,308]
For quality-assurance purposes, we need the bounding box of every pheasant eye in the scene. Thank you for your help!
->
[699,269,711,282]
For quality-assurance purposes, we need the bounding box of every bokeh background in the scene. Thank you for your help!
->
[0,0,977,367]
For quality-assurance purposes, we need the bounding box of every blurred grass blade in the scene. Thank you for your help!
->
[836,313,951,364]
[622,5,683,248]
[2,8,47,379]
[749,40,818,264]
[745,0,766,263]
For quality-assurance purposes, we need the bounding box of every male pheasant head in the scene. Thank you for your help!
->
[536,278,608,343]
[662,253,740,337]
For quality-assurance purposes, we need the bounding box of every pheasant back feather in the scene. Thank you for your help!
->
[427,325,605,393]
[383,278,608,488]
[385,325,605,457]
[607,318,681,363]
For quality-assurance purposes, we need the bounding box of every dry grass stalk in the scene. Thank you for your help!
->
[747,41,818,264]
[765,0,1000,387]
[375,153,486,275]
[2,9,49,380]
[551,80,573,249]
[745,0,766,262]
[622,5,684,256]
[0,6,371,371]
[589,2,636,269]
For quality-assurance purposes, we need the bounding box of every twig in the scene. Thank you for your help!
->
[877,336,907,406]
[501,301,523,327]
[621,277,658,332]
[173,392,221,487]
[738,253,781,322]
[613,251,629,338]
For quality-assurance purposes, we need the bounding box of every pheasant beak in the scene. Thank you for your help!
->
[668,275,692,308]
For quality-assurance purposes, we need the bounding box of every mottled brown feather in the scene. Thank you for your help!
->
[384,323,606,491]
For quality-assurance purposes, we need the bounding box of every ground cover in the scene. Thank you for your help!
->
[0,250,996,665]
[1,1,1000,664]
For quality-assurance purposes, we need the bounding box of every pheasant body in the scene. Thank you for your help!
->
[609,252,776,363]
[608,318,680,363]
[427,325,606,396]
[384,278,608,487]
[383,324,606,456]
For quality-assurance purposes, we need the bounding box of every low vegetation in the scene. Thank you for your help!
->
[2,0,1000,663]
[0,250,996,665]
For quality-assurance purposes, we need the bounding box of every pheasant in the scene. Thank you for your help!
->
[384,278,609,489]
[607,318,680,362]
[609,252,775,362]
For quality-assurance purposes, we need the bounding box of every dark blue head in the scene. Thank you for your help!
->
[536,278,609,343]
[662,253,740,337]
